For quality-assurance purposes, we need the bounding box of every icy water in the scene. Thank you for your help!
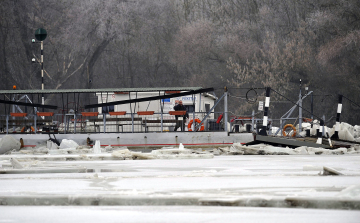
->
[1,155,360,222]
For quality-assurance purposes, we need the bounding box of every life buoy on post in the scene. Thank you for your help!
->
[282,124,296,137]
[188,119,204,131]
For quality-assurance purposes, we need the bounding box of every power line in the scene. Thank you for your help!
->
[343,95,360,108]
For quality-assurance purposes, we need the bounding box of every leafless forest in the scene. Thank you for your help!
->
[1,0,359,124]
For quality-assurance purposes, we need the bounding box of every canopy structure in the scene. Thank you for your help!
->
[0,86,225,135]
[0,87,204,95]
[0,87,213,110]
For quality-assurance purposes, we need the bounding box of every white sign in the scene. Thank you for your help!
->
[258,101,264,111]
[181,96,196,102]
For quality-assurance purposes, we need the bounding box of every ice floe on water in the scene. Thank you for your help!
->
[1,120,360,161]
[1,135,360,215]
[211,143,360,155]
[111,146,214,160]
[59,139,79,150]
[268,121,360,142]
[0,135,360,161]
[0,135,21,154]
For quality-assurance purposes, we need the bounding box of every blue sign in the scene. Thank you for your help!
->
[162,98,170,102]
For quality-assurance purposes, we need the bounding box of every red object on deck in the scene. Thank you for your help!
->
[37,112,54,116]
[109,111,127,116]
[137,111,154,115]
[81,112,99,117]
[169,111,186,116]
[10,113,27,117]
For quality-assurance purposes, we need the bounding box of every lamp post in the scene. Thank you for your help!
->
[32,28,47,107]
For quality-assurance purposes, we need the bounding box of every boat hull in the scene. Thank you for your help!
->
[0,132,253,149]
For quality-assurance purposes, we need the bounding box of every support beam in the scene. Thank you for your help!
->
[195,92,226,131]
[0,99,57,109]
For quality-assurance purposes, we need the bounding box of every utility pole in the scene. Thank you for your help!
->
[32,28,47,110]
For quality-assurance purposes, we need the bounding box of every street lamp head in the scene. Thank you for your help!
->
[35,28,47,41]
[32,58,36,63]
[32,39,36,43]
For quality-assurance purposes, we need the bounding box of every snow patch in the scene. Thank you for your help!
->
[93,140,101,154]
[59,139,79,149]
[0,135,21,154]
[337,185,360,198]
[209,144,360,156]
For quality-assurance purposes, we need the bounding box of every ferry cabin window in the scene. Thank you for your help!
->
[205,104,210,113]
[102,105,114,114]
[184,104,195,113]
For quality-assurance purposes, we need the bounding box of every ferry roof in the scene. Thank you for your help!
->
[0,87,203,94]
[0,87,214,109]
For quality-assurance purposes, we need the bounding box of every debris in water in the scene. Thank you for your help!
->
[321,166,344,176]
[10,158,24,169]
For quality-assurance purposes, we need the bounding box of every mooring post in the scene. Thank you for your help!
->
[224,87,228,132]
[259,87,270,136]
[316,119,324,144]
[331,94,343,139]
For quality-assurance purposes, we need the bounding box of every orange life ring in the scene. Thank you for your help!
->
[188,119,204,131]
[282,124,296,137]
[21,126,35,133]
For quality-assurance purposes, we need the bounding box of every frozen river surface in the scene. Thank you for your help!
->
[1,155,360,222]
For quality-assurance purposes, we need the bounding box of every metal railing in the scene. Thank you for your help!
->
[0,111,223,134]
